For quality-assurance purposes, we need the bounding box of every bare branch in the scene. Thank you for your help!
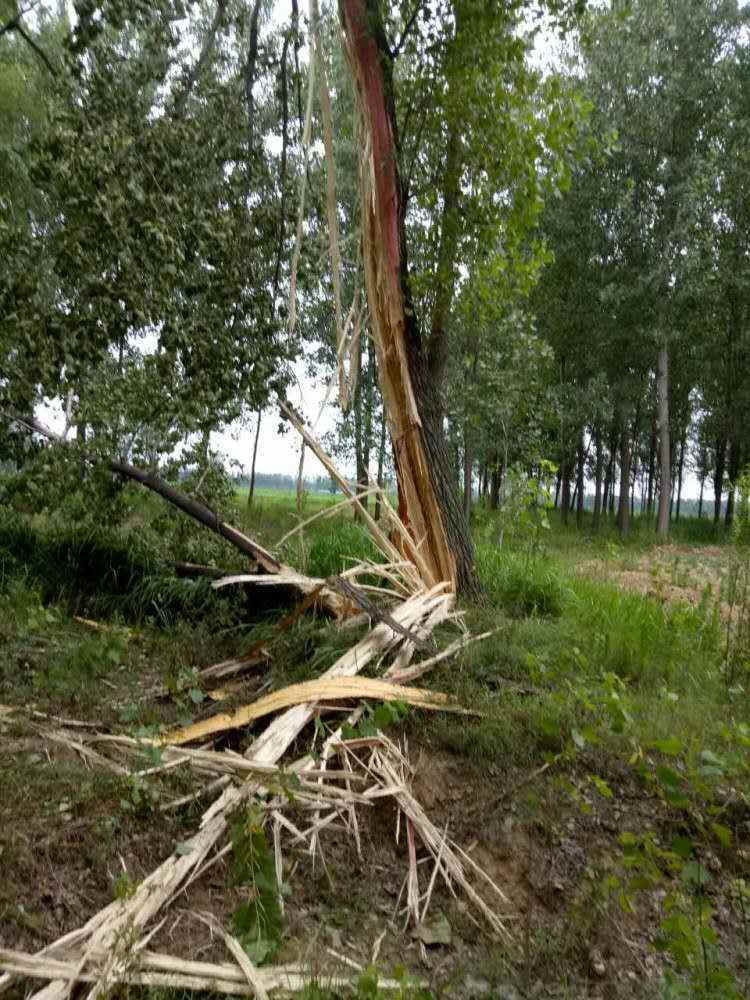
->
[3,16,58,75]
[172,0,226,116]
[392,1,424,57]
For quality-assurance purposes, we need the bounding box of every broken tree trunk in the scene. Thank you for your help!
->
[338,0,478,597]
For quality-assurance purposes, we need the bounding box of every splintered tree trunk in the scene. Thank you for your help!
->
[656,344,670,538]
[340,0,477,595]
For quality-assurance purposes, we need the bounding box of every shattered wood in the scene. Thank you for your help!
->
[1,410,511,1000]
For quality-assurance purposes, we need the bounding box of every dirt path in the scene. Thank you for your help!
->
[578,543,739,618]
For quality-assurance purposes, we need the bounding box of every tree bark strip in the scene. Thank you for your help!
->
[374,408,387,522]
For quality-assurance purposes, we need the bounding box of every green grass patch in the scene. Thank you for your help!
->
[476,544,566,617]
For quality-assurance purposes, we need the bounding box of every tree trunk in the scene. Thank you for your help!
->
[462,427,473,523]
[617,424,632,539]
[698,476,704,519]
[554,468,561,509]
[646,416,656,517]
[725,438,741,527]
[296,441,305,513]
[490,461,501,510]
[656,343,671,538]
[373,408,387,522]
[575,432,585,528]
[340,0,477,594]
[726,484,735,527]
[248,407,262,507]
[560,447,571,526]
[603,423,618,517]
[675,426,686,522]
[714,435,726,524]
[592,426,604,531]
[602,458,611,515]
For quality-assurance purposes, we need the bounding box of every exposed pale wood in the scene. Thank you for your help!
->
[161,675,466,746]
[213,570,356,619]
[243,586,452,765]
[279,401,427,591]
[198,647,270,682]
[276,486,381,549]
[387,630,499,684]
[0,949,401,995]
[337,0,460,592]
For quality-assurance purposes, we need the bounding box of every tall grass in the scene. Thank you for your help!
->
[0,509,237,625]
[567,575,720,688]
[476,544,566,617]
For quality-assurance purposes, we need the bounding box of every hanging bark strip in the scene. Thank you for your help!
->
[338,0,477,595]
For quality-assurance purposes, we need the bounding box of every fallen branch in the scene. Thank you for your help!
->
[0,948,403,995]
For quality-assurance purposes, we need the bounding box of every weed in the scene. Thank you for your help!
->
[231,805,284,964]
[476,545,566,617]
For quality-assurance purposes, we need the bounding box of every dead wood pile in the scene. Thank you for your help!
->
[3,398,511,999]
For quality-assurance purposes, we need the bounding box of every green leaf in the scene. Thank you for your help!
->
[681,861,710,888]
[654,765,682,789]
[710,822,732,848]
[651,737,683,756]
[589,775,613,798]
[671,837,693,860]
